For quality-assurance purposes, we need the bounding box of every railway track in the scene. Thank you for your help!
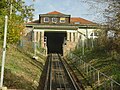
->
[43,53,83,90]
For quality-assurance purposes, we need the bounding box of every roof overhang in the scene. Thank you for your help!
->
[39,14,71,18]
[33,29,77,32]
[26,24,98,30]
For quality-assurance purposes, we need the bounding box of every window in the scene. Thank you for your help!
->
[73,33,75,42]
[36,32,38,41]
[44,36,47,42]
[90,32,98,36]
[44,36,47,47]
[60,17,65,23]
[75,22,80,24]
[52,18,57,23]
[31,31,34,41]
[44,17,49,22]
[69,32,71,41]
[40,32,42,45]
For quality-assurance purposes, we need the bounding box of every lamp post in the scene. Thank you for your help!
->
[0,15,8,87]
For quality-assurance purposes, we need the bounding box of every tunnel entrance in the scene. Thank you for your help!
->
[45,31,67,55]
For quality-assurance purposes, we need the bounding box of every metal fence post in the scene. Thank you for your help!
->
[89,65,92,77]
[82,60,84,64]
[98,71,100,86]
[104,81,107,90]
[71,53,120,90]
[93,71,95,83]
[84,62,86,72]
[111,81,113,90]
[86,64,88,75]
[79,59,81,65]
[71,53,73,58]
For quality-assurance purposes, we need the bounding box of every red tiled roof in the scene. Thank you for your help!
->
[27,15,95,25]
[47,11,64,15]
[70,17,94,24]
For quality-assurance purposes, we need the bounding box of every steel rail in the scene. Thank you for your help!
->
[58,54,78,90]
[45,54,80,90]
[56,59,62,89]
[49,54,53,90]
[57,55,67,90]
[44,55,51,90]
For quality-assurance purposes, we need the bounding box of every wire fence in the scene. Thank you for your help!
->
[18,39,47,56]
[68,53,120,90]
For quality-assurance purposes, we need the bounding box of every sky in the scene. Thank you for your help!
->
[25,0,107,23]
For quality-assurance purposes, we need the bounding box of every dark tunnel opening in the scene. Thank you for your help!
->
[45,31,67,55]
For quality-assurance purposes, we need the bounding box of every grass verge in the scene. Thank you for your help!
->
[66,47,120,89]
[0,44,46,90]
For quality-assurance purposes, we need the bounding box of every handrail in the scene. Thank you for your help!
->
[89,63,120,86]
[99,72,120,86]
[69,53,120,88]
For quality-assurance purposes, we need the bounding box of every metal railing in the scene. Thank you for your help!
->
[68,53,120,90]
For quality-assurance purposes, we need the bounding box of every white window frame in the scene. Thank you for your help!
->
[52,18,57,23]
[44,17,49,22]
[75,22,80,24]
[60,18,65,23]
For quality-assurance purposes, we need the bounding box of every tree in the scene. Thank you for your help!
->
[101,0,120,53]
[0,0,34,44]
[82,0,120,53]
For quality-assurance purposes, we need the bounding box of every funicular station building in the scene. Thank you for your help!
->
[25,11,98,56]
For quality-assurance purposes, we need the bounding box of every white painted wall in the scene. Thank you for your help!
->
[77,28,100,40]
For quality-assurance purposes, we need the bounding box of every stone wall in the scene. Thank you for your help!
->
[63,31,78,56]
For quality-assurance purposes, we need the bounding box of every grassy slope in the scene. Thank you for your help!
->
[0,43,46,90]
[72,48,120,83]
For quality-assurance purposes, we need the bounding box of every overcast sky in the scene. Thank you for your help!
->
[25,0,107,23]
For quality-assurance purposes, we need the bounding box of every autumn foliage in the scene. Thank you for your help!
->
[0,0,34,44]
